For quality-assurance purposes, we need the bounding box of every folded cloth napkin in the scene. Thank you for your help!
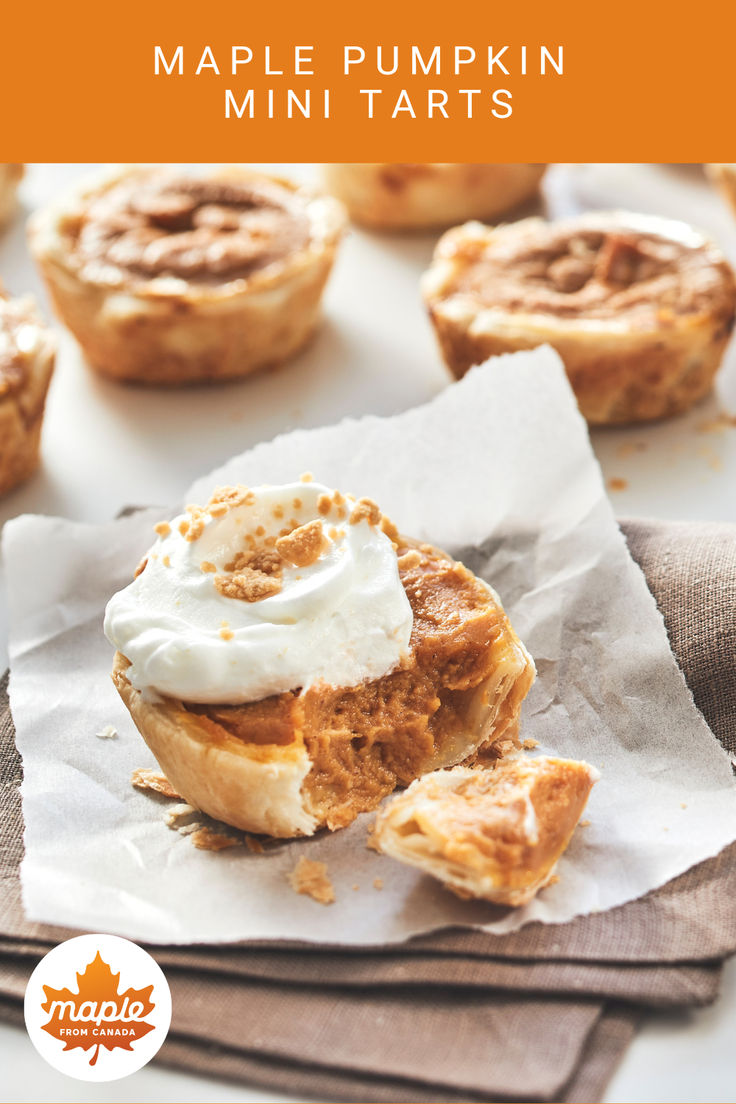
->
[0,517,734,1102]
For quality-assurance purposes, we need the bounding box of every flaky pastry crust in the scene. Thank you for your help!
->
[112,537,535,838]
[28,165,346,386]
[374,757,598,906]
[0,164,23,230]
[423,211,736,424]
[321,164,546,230]
[707,164,736,219]
[0,290,56,497]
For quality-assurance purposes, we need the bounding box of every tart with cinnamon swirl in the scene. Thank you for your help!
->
[28,166,346,385]
[423,212,736,424]
[322,163,546,231]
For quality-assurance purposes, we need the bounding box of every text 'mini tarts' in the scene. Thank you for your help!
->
[423,211,736,424]
[0,288,56,497]
[105,480,535,838]
[28,166,346,386]
[321,163,546,231]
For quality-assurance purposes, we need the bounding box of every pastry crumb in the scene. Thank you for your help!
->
[373,877,383,891]
[522,738,539,750]
[131,767,181,798]
[154,521,171,538]
[607,477,629,492]
[680,802,688,809]
[697,444,723,472]
[96,724,119,740]
[245,835,265,854]
[352,883,360,891]
[190,826,240,852]
[165,802,197,827]
[288,857,335,905]
[200,560,217,573]
[615,441,647,459]
[300,472,313,483]
[579,819,591,827]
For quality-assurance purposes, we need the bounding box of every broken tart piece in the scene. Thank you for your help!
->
[28,165,345,385]
[422,211,736,424]
[374,757,598,906]
[105,480,535,838]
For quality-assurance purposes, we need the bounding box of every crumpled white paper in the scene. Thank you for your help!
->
[6,348,736,945]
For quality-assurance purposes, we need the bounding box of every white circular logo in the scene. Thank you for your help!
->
[24,934,171,1082]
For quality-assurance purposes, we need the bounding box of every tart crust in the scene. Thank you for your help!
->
[0,290,56,497]
[112,538,535,838]
[0,164,23,230]
[707,164,736,219]
[374,757,598,906]
[321,164,546,230]
[423,212,736,424]
[28,166,346,386]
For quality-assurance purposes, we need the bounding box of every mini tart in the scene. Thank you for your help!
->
[28,166,346,386]
[112,537,535,838]
[707,164,736,219]
[0,289,56,496]
[423,212,736,424]
[321,164,546,231]
[374,757,598,906]
[0,164,23,230]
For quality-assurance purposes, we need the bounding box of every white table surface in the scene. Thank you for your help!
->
[1,162,735,1103]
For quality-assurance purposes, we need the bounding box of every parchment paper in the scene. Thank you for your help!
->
[6,348,736,945]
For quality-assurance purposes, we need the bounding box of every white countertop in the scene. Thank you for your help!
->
[1,162,735,1103]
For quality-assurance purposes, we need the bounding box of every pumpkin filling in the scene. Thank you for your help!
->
[183,541,532,829]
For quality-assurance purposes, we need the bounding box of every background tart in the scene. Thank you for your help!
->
[112,538,535,838]
[0,163,23,230]
[422,211,736,424]
[0,289,56,497]
[321,164,546,230]
[374,757,598,906]
[707,164,736,220]
[28,165,346,386]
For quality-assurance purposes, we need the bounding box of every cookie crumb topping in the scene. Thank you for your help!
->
[276,519,328,567]
[350,497,381,526]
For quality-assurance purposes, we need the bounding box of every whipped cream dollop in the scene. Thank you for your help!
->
[104,481,414,704]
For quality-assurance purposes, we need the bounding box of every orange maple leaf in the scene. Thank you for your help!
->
[41,951,156,1066]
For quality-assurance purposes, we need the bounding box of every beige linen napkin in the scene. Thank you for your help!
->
[0,517,734,1101]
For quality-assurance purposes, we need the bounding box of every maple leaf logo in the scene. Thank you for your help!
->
[40,951,156,1067]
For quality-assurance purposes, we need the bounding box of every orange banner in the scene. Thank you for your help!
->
[1,0,734,161]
